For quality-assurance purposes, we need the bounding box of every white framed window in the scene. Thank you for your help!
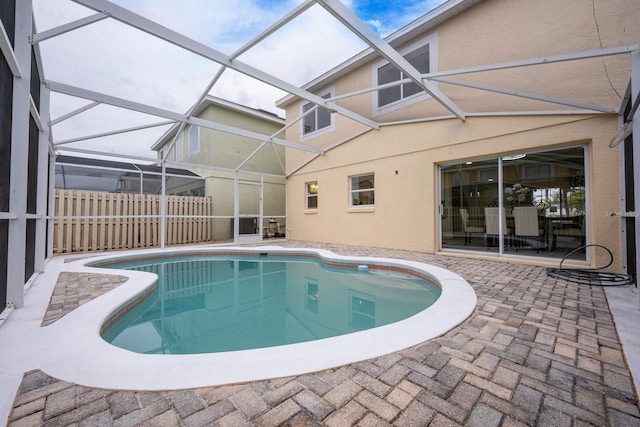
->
[372,33,437,116]
[350,291,376,329]
[305,280,319,313]
[174,134,183,161]
[306,181,318,210]
[350,173,375,207]
[189,125,200,156]
[522,164,553,181]
[301,88,334,139]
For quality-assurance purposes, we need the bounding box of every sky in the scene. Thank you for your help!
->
[32,0,447,160]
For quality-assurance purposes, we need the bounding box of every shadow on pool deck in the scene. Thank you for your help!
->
[6,241,640,426]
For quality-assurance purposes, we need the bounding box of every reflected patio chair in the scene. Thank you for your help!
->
[513,206,544,251]
[459,208,484,245]
[484,207,510,247]
[552,214,586,249]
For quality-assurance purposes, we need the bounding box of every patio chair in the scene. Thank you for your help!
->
[513,206,544,251]
[552,214,586,249]
[459,208,484,245]
[484,207,510,247]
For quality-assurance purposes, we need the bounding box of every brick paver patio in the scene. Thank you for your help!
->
[7,241,640,426]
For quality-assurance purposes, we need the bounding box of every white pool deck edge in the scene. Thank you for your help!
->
[0,246,477,422]
[604,284,640,401]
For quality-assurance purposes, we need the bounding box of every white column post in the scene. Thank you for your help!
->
[160,158,166,248]
[259,176,264,241]
[47,147,55,259]
[6,0,33,308]
[35,84,51,271]
[631,49,640,305]
[233,172,239,243]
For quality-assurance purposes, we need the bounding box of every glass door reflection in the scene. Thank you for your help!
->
[441,159,499,252]
[440,146,586,261]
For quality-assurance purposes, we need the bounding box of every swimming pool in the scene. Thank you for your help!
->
[99,255,442,354]
[29,246,475,390]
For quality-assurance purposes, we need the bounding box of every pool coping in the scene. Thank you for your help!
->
[3,246,477,392]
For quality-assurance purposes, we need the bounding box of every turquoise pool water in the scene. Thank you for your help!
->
[101,255,441,355]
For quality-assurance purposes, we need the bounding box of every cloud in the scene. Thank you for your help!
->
[353,0,447,36]
[33,0,442,160]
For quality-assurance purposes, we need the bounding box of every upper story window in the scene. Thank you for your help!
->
[189,125,200,156]
[306,181,318,209]
[174,134,184,161]
[301,88,334,139]
[373,34,437,116]
[350,173,375,207]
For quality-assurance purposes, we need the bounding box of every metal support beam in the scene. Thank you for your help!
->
[56,145,287,179]
[47,80,324,154]
[7,0,33,308]
[160,66,228,161]
[29,95,44,131]
[50,101,101,125]
[72,0,379,130]
[159,2,315,167]
[314,0,466,121]
[271,103,320,140]
[53,120,175,146]
[427,45,640,79]
[432,76,616,113]
[31,13,108,43]
[235,141,267,172]
[231,0,315,60]
[0,18,21,77]
[269,141,286,174]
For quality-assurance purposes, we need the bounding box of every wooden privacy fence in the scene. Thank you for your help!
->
[54,189,212,254]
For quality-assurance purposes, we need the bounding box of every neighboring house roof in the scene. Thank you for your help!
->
[276,0,482,108]
[55,155,201,178]
[55,155,204,194]
[151,95,285,151]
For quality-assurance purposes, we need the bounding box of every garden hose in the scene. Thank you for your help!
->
[546,244,635,286]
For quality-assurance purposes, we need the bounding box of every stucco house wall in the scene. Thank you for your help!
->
[279,0,638,268]
[154,97,286,241]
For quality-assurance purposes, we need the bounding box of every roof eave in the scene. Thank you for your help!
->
[151,96,285,151]
[276,0,482,109]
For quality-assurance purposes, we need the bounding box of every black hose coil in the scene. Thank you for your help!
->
[546,244,635,286]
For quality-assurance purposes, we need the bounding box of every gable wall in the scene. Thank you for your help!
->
[283,0,639,267]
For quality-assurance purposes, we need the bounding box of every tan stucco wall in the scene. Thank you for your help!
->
[283,0,638,174]
[159,103,287,241]
[282,0,637,268]
[182,105,285,176]
[286,114,621,268]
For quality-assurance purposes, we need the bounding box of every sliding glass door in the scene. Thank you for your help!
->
[441,159,499,252]
[440,146,586,260]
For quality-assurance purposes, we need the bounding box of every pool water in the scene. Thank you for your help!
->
[101,256,441,355]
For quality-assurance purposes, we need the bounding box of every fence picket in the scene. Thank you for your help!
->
[53,190,213,254]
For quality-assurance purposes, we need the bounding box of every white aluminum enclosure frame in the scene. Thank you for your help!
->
[6,0,34,309]
[630,50,640,303]
[3,0,53,311]
[2,0,637,313]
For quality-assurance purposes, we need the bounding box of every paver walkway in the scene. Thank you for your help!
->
[41,272,129,327]
[7,241,640,426]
